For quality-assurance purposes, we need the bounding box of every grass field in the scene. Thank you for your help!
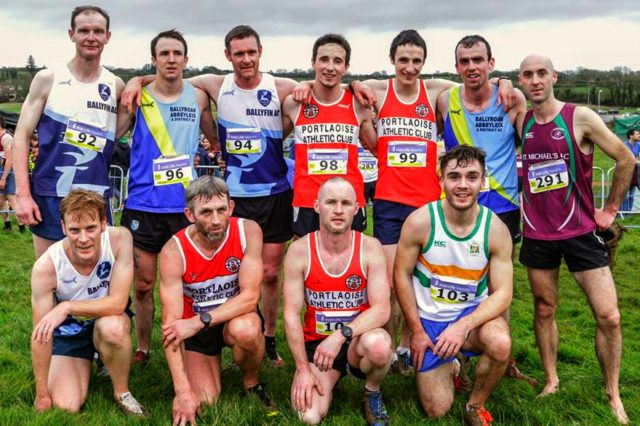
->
[1,200,640,425]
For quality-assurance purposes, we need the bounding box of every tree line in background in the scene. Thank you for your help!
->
[2,57,640,110]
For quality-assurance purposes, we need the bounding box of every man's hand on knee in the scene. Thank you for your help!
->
[434,322,470,359]
[163,317,202,349]
[292,369,324,412]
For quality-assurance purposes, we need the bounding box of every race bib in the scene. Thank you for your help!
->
[528,159,568,194]
[308,149,348,175]
[64,119,108,152]
[387,142,426,167]
[226,128,262,154]
[192,300,224,315]
[430,277,476,304]
[358,147,377,171]
[152,154,192,186]
[315,310,358,336]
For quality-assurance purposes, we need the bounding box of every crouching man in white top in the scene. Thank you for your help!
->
[30,189,147,417]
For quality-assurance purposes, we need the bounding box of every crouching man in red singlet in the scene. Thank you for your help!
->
[159,175,277,425]
[283,177,393,425]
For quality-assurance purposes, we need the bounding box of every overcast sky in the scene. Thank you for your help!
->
[2,1,640,75]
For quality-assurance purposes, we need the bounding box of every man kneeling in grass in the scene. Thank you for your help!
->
[31,189,147,417]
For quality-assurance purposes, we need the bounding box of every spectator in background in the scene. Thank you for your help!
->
[622,128,640,212]
[110,136,130,206]
[0,116,25,232]
[196,137,212,176]
[29,134,39,172]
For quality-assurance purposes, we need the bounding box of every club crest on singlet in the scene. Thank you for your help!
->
[225,257,241,273]
[98,84,111,101]
[345,274,363,290]
[415,103,429,118]
[304,104,319,119]
[257,90,272,107]
[97,261,111,279]
[550,127,566,140]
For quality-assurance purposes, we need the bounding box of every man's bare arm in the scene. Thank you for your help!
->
[197,89,220,151]
[356,102,378,155]
[281,95,299,138]
[283,238,311,371]
[30,255,57,410]
[575,106,635,228]
[159,238,192,393]
[13,70,54,225]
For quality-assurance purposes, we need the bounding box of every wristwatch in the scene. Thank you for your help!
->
[199,312,212,329]
[341,325,353,343]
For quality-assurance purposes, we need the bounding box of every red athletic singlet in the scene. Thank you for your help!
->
[375,79,440,207]
[173,217,246,319]
[303,231,369,342]
[293,90,364,208]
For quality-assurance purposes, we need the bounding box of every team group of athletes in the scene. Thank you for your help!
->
[10,5,635,426]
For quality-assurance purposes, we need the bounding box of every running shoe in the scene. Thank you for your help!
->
[246,383,279,417]
[454,352,473,393]
[463,404,494,426]
[362,387,389,426]
[265,337,285,367]
[390,351,413,376]
[115,392,149,418]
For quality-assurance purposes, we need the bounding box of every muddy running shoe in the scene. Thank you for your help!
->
[463,404,494,426]
[505,359,538,388]
[246,383,279,417]
[265,336,285,367]
[362,387,389,426]
[115,392,149,418]
[132,350,150,366]
[453,352,472,393]
[390,351,413,376]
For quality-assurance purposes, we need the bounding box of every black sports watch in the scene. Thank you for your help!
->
[341,325,353,342]
[199,312,212,329]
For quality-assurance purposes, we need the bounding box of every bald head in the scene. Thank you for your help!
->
[317,177,356,202]
[519,54,554,73]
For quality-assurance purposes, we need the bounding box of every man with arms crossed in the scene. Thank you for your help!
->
[395,146,513,425]
[160,176,277,425]
[117,30,217,364]
[438,34,535,386]
[31,189,146,416]
[284,177,392,425]
[13,6,123,258]
[282,34,377,237]
[518,55,633,424]
[350,30,513,370]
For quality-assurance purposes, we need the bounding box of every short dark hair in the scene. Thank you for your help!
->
[70,6,110,31]
[439,145,486,175]
[185,176,230,211]
[151,29,188,58]
[0,116,5,129]
[627,128,638,138]
[224,25,261,50]
[312,34,351,66]
[389,30,427,61]
[455,35,492,64]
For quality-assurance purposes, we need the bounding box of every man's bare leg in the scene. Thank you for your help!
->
[261,241,286,365]
[94,314,134,396]
[416,363,456,418]
[348,328,393,391]
[296,365,341,425]
[48,356,91,412]
[33,234,56,259]
[466,317,511,407]
[185,351,222,404]
[132,248,158,357]
[528,267,560,396]
[574,266,628,424]
[224,313,264,388]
